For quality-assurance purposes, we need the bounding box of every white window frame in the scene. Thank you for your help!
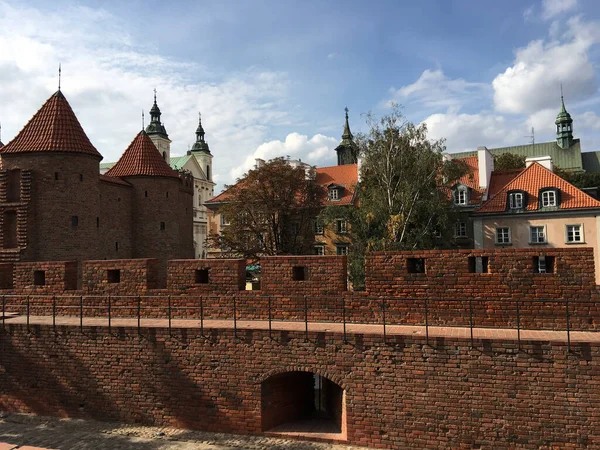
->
[314,245,324,256]
[314,220,324,235]
[220,214,230,226]
[541,190,557,207]
[509,192,523,209]
[565,224,584,243]
[529,225,547,244]
[454,188,467,206]
[336,219,347,234]
[495,227,511,245]
[336,245,349,256]
[328,188,339,201]
[455,222,467,238]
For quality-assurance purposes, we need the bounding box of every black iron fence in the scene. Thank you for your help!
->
[1,294,598,352]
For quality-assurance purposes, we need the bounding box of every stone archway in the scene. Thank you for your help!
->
[261,371,346,440]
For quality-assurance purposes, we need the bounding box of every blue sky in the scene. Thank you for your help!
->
[1,0,600,190]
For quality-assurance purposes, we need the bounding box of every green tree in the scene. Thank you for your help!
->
[554,166,600,189]
[208,157,326,260]
[321,107,467,289]
[494,153,526,171]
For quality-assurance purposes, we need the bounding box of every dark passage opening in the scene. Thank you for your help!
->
[261,371,345,439]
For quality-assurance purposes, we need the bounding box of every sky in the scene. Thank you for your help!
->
[2,0,600,192]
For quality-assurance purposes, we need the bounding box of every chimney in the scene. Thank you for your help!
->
[477,146,494,199]
[525,155,553,171]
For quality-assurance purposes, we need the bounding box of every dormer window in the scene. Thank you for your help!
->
[507,191,526,211]
[453,185,469,206]
[539,188,560,208]
[328,184,344,201]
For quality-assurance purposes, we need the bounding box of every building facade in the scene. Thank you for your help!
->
[0,89,194,283]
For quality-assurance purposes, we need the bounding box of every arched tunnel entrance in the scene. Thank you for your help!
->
[261,371,346,439]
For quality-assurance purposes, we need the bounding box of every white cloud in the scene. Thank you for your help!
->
[388,69,489,112]
[578,111,600,130]
[231,133,339,180]
[493,16,599,115]
[526,108,558,136]
[0,1,291,189]
[542,0,577,20]
[424,111,524,153]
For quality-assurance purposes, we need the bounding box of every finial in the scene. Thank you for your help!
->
[142,110,145,130]
[58,63,62,91]
[561,83,564,99]
[199,111,202,124]
[153,88,157,104]
[344,106,349,119]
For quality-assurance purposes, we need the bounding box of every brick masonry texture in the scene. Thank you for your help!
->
[0,325,598,449]
[2,248,600,330]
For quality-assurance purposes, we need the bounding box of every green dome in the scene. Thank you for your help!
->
[555,97,572,125]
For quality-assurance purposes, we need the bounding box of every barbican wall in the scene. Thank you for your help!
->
[0,248,598,330]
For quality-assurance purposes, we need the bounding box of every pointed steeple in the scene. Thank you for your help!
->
[191,112,211,154]
[0,90,101,158]
[335,107,358,165]
[106,130,178,178]
[555,88,573,149]
[145,88,169,139]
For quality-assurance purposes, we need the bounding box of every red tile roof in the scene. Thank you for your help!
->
[99,174,132,186]
[207,163,359,206]
[105,131,179,179]
[487,169,523,198]
[315,164,358,206]
[454,156,484,204]
[477,162,600,213]
[0,91,101,158]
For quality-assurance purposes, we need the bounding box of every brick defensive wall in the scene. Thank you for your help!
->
[0,248,598,330]
[0,248,599,448]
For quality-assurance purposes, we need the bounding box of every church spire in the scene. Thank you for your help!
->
[555,88,573,149]
[146,88,169,138]
[335,107,358,165]
[191,111,211,154]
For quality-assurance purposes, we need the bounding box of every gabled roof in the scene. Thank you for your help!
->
[316,164,358,206]
[476,162,600,213]
[454,156,483,205]
[170,155,192,170]
[105,131,179,179]
[0,91,101,158]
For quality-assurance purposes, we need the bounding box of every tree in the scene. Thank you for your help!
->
[208,157,325,259]
[554,166,600,189]
[494,153,526,171]
[320,107,467,289]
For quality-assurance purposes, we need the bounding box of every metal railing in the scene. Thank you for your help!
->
[1,294,598,353]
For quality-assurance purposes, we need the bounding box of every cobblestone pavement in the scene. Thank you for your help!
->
[0,414,370,450]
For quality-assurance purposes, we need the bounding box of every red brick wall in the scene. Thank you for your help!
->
[82,259,158,294]
[0,324,598,449]
[167,259,245,293]
[1,249,600,329]
[260,255,347,294]
[13,261,77,293]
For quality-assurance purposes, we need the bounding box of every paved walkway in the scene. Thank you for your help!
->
[0,414,367,450]
[2,314,599,342]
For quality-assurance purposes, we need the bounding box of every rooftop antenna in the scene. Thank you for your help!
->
[58,63,62,91]
[142,110,145,130]
[524,127,535,145]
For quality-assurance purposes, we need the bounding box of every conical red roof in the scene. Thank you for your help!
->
[0,91,101,158]
[106,130,179,178]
